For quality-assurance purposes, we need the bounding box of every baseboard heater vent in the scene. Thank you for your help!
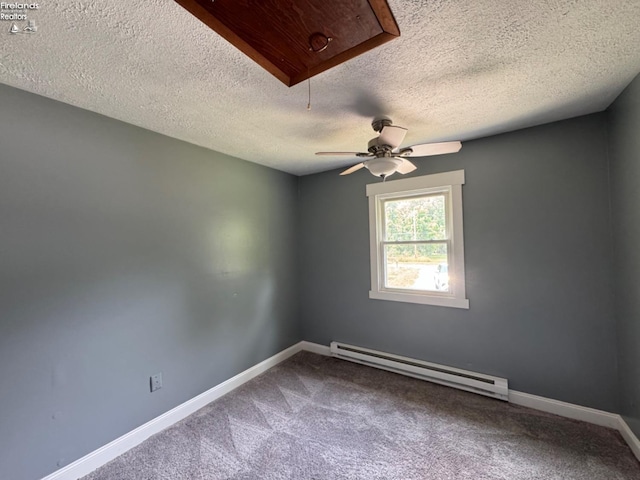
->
[330,342,508,401]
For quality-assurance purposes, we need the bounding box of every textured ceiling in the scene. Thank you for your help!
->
[1,0,639,175]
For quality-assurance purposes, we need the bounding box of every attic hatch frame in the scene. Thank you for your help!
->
[174,0,400,87]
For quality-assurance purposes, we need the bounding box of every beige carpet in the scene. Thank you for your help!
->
[83,351,640,479]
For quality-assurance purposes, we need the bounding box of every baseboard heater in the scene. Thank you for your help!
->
[330,342,509,401]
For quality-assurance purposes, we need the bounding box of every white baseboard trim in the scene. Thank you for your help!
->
[41,341,640,479]
[508,391,640,462]
[300,340,331,356]
[41,342,304,480]
[508,390,621,429]
[617,416,640,461]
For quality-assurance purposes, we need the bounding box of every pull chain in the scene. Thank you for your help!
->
[307,76,311,111]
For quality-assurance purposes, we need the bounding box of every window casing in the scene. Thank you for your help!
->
[367,170,469,309]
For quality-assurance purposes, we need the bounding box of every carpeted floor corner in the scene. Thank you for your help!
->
[82,351,640,479]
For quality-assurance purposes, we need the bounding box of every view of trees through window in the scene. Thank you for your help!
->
[383,194,449,291]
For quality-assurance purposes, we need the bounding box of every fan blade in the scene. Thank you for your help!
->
[378,125,408,149]
[402,141,462,157]
[316,151,364,156]
[340,163,365,175]
[396,159,417,174]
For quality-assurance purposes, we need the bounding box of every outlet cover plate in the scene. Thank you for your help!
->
[150,373,163,392]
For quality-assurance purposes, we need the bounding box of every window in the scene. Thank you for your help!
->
[367,170,469,309]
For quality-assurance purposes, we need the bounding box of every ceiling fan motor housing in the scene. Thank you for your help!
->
[371,116,393,133]
[368,137,394,154]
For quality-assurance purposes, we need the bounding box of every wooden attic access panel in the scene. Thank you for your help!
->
[174,0,400,87]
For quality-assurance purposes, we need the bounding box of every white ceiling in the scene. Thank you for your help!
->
[1,0,639,175]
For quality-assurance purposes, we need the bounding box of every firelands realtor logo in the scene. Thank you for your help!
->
[1,2,39,34]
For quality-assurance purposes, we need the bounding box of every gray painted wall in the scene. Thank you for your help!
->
[298,114,617,412]
[0,84,300,480]
[2,77,637,480]
[608,73,640,437]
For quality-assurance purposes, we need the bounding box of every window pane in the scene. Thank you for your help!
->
[384,244,449,291]
[384,195,446,242]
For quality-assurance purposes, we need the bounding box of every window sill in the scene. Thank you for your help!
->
[369,290,470,309]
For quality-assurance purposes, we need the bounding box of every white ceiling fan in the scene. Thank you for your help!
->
[316,117,462,179]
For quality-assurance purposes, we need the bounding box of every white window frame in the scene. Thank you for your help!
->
[367,170,469,309]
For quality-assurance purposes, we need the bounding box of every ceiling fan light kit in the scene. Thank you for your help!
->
[364,157,404,178]
[317,117,463,180]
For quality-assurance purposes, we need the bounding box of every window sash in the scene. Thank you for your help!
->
[381,192,448,243]
[381,240,450,292]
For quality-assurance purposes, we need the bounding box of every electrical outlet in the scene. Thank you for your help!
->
[150,373,162,392]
